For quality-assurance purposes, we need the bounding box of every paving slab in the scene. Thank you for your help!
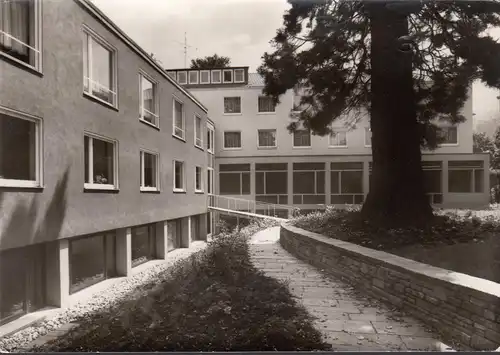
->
[249,227,454,351]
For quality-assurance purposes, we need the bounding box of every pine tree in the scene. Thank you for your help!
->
[258,0,500,226]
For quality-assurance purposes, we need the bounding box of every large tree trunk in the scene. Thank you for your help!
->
[361,3,433,226]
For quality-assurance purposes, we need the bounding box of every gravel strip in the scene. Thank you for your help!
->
[0,242,207,353]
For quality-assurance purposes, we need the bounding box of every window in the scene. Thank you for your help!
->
[448,160,484,193]
[365,127,372,146]
[140,150,159,191]
[439,126,458,145]
[207,124,215,153]
[200,70,210,84]
[224,97,241,114]
[69,232,116,293]
[131,224,156,267]
[223,69,233,83]
[258,96,276,113]
[167,71,176,81]
[0,107,42,188]
[139,73,158,127]
[293,163,325,204]
[329,131,347,147]
[177,71,187,84]
[224,131,241,149]
[207,167,214,194]
[173,98,185,139]
[0,0,41,70]
[194,115,203,148]
[256,163,288,204]
[211,70,221,84]
[195,166,203,192]
[84,133,118,190]
[331,162,364,204]
[258,129,277,148]
[422,161,443,204]
[234,69,245,83]
[167,219,182,251]
[83,28,117,106]
[188,71,199,84]
[173,160,185,192]
[219,164,250,195]
[293,129,311,147]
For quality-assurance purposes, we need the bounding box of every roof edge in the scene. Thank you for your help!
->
[75,0,208,113]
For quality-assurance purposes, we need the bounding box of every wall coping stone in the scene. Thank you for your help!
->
[282,223,500,299]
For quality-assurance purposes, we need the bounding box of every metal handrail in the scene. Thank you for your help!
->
[207,194,295,217]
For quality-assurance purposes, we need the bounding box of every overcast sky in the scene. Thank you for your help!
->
[92,0,500,125]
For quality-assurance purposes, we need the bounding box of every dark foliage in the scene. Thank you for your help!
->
[190,54,231,69]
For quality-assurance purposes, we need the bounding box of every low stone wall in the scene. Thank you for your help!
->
[280,223,500,350]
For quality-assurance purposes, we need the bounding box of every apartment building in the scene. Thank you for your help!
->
[0,0,212,329]
[167,66,490,216]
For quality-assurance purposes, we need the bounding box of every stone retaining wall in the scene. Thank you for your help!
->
[280,223,500,350]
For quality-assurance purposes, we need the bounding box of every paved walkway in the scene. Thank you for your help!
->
[249,227,454,351]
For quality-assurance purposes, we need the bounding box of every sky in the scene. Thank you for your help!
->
[92,0,500,126]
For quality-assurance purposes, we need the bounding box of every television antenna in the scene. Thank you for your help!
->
[170,32,199,67]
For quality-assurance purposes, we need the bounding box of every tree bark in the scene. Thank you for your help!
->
[360,3,434,226]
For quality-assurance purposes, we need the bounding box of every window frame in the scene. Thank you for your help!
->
[364,127,372,147]
[200,70,210,84]
[0,0,43,72]
[207,123,215,154]
[219,164,251,196]
[448,160,484,193]
[257,96,276,114]
[0,106,43,188]
[329,130,348,148]
[188,71,199,85]
[195,166,204,193]
[194,115,203,149]
[207,167,214,194]
[223,96,242,115]
[177,71,187,85]
[167,71,177,81]
[172,96,186,141]
[139,149,160,192]
[292,129,312,148]
[438,126,459,146]
[82,25,118,108]
[211,70,221,84]
[292,163,326,205]
[138,70,159,128]
[223,69,233,83]
[234,69,245,83]
[257,129,277,149]
[223,131,242,150]
[84,132,119,191]
[173,160,186,192]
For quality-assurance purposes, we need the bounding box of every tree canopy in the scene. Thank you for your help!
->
[474,129,500,170]
[190,54,231,69]
[258,0,500,148]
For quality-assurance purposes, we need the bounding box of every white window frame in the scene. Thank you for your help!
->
[172,96,186,140]
[177,71,187,85]
[223,131,242,150]
[0,0,42,72]
[364,127,372,147]
[167,71,177,81]
[211,70,221,84]
[200,70,210,84]
[195,166,204,193]
[0,106,43,188]
[194,115,203,148]
[84,132,119,191]
[257,129,277,148]
[234,69,245,83]
[329,131,348,148]
[223,69,233,83]
[207,123,215,154]
[448,161,484,193]
[138,71,159,128]
[140,149,160,192]
[207,167,214,194]
[173,160,185,192]
[223,96,242,115]
[188,71,199,85]
[292,129,312,148]
[82,26,118,108]
[439,126,459,146]
[258,96,276,114]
